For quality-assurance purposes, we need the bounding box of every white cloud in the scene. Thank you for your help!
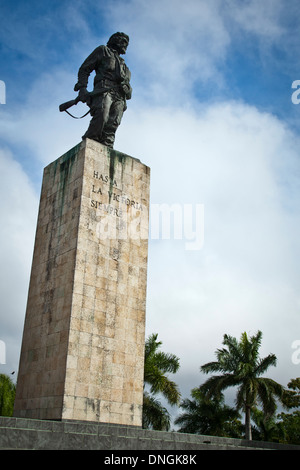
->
[0,148,38,374]
[115,99,300,400]
[1,0,300,417]
[226,0,285,39]
[102,0,231,105]
[101,0,295,109]
[0,69,88,165]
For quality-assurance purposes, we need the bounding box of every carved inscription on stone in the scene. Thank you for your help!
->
[91,171,144,216]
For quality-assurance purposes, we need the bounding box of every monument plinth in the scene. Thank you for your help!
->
[14,139,150,426]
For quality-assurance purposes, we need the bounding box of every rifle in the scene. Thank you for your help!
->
[59,83,128,117]
[59,95,82,113]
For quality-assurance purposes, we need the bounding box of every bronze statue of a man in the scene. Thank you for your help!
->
[74,32,132,148]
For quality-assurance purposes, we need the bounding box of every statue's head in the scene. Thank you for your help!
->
[107,32,129,54]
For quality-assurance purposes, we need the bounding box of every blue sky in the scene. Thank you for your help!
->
[1,0,300,423]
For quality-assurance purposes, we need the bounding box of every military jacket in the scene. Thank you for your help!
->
[76,45,132,100]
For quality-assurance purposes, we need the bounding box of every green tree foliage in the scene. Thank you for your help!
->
[251,408,286,442]
[200,331,285,440]
[276,378,300,445]
[0,374,16,417]
[142,392,171,431]
[277,410,300,445]
[174,388,242,437]
[143,333,180,430]
[282,378,300,409]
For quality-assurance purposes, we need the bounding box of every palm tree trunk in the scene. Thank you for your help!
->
[245,406,252,440]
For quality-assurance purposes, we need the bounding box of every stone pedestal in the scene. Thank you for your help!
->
[14,139,150,426]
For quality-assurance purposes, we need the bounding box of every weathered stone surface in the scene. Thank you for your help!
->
[14,139,150,426]
[1,417,300,450]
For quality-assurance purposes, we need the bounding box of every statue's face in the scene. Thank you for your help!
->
[112,36,129,55]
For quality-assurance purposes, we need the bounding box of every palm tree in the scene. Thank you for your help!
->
[175,387,241,437]
[200,331,285,440]
[143,333,181,430]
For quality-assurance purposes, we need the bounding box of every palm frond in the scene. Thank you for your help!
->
[254,354,277,376]
[142,392,171,431]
